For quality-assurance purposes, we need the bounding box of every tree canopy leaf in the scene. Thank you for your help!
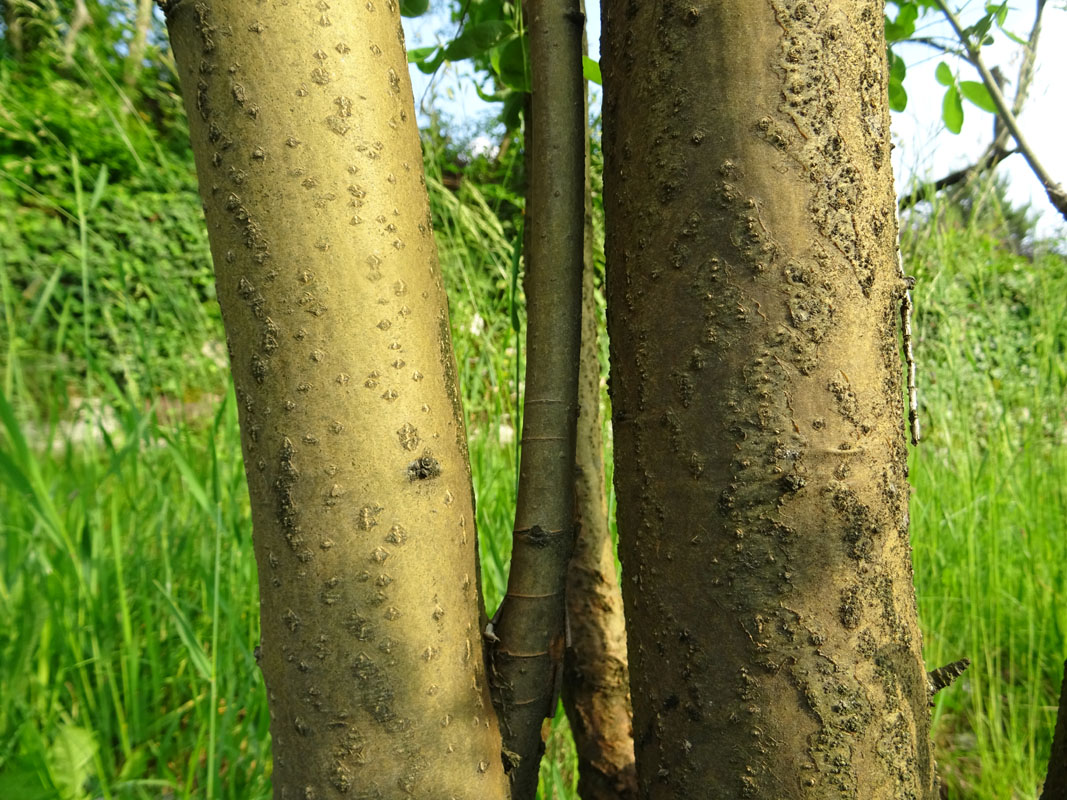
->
[942,85,964,133]
[960,80,997,113]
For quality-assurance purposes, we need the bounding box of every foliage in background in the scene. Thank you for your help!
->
[408,0,530,131]
[902,179,1067,798]
[885,0,1009,127]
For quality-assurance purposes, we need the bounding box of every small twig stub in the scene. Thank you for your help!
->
[927,657,971,698]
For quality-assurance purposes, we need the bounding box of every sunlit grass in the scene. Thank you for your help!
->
[906,194,1067,799]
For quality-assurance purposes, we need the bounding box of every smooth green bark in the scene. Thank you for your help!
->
[489,1,586,797]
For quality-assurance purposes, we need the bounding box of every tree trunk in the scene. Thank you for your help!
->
[2,1,26,60]
[61,0,91,67]
[601,1,935,798]
[162,1,509,796]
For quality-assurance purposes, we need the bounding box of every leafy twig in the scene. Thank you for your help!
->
[934,0,1067,219]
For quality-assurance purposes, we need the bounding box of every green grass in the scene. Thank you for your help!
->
[2,42,1067,800]
[906,199,1067,798]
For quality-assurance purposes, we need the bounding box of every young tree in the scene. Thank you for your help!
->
[600,0,936,797]
[562,85,639,800]
[126,0,156,84]
[486,1,585,796]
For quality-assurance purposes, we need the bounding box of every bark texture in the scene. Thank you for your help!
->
[490,2,585,796]
[601,1,935,798]
[561,41,637,799]
[163,1,508,796]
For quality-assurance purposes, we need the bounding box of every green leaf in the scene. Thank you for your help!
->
[0,448,34,497]
[416,48,447,74]
[163,437,212,517]
[399,0,429,17]
[495,35,530,93]
[0,769,53,800]
[407,45,438,63]
[960,80,997,113]
[935,61,955,87]
[887,50,908,111]
[885,2,918,42]
[474,81,509,104]
[964,11,997,46]
[888,78,908,112]
[888,49,907,83]
[501,90,525,132]
[999,26,1027,46]
[582,56,602,86]
[156,581,213,681]
[45,723,96,800]
[989,1,1008,27]
[0,388,30,466]
[942,85,964,133]
[88,164,108,211]
[444,21,514,62]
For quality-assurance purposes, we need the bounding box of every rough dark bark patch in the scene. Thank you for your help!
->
[1042,662,1067,800]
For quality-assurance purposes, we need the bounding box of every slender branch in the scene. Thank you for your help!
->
[1000,0,1046,142]
[984,1,1044,155]
[902,36,967,59]
[898,145,1015,210]
[926,657,970,697]
[3,0,26,60]
[934,0,1067,219]
[489,2,586,798]
[61,0,91,66]
[126,0,155,85]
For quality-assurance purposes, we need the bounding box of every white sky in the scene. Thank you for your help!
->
[405,2,1066,240]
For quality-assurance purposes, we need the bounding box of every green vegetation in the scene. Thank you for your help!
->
[906,189,1067,798]
[1,13,1065,800]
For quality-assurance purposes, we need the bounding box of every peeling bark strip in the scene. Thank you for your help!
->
[162,1,508,797]
[561,14,638,794]
[489,1,586,797]
[601,1,935,798]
